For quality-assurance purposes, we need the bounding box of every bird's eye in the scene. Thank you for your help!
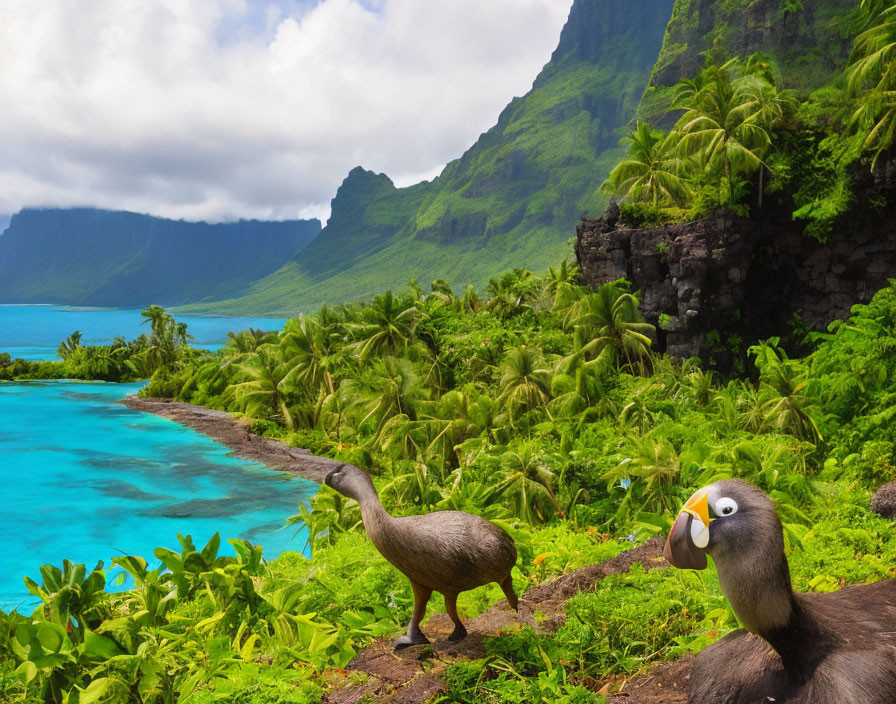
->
[715,497,738,517]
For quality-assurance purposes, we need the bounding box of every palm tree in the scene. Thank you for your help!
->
[140,305,190,372]
[673,70,715,109]
[418,387,494,466]
[460,285,483,313]
[739,73,793,205]
[571,283,655,374]
[348,356,430,439]
[602,122,691,206]
[749,340,822,443]
[675,68,772,204]
[760,365,822,443]
[280,314,341,402]
[490,445,560,524]
[57,330,83,360]
[485,270,540,318]
[226,328,277,354]
[606,435,682,515]
[229,345,296,429]
[846,0,896,168]
[496,347,552,427]
[350,291,422,360]
[549,353,604,418]
[544,260,582,313]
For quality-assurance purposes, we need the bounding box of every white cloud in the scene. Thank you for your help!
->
[0,0,572,223]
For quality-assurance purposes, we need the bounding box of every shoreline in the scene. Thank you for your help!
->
[121,396,339,484]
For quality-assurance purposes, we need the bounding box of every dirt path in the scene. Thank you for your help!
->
[120,396,341,483]
[123,397,693,701]
[323,537,692,704]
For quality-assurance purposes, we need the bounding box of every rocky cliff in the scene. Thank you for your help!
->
[0,208,320,307]
[189,0,677,315]
[639,0,855,122]
[576,157,896,365]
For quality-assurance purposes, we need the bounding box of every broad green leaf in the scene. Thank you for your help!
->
[83,629,124,658]
[15,660,38,683]
[78,677,114,704]
[37,622,68,652]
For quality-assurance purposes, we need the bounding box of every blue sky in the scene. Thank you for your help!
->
[215,1,321,44]
[0,0,572,224]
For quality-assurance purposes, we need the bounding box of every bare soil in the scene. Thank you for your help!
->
[120,396,341,483]
[323,537,693,703]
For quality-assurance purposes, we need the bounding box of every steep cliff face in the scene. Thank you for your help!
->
[639,0,855,122]
[576,157,896,364]
[193,0,676,315]
[0,208,320,307]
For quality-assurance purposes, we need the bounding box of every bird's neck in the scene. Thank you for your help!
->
[717,549,795,641]
[762,594,829,679]
[718,550,828,679]
[355,487,394,546]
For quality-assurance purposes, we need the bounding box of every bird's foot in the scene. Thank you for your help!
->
[394,632,430,651]
[448,624,468,642]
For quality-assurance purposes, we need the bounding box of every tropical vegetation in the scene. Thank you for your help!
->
[0,306,200,384]
[2,1,896,701]
[2,264,896,703]
[604,0,895,237]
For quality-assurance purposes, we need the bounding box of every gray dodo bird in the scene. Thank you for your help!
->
[324,462,518,649]
[665,478,896,704]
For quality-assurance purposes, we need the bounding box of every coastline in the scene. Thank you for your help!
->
[121,396,339,484]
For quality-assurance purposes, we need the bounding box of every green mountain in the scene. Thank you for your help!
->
[189,0,676,316]
[639,0,855,122]
[0,208,320,307]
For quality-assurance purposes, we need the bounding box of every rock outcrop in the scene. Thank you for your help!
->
[871,482,896,519]
[576,158,896,364]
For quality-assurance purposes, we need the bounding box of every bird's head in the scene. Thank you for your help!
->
[324,462,376,501]
[664,479,783,570]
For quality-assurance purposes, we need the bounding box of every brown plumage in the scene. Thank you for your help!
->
[664,479,896,704]
[324,463,518,649]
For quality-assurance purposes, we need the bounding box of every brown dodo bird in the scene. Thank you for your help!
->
[664,478,896,704]
[324,462,518,649]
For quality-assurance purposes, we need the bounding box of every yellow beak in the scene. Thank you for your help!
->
[681,489,711,548]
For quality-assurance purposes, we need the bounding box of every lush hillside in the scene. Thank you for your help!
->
[187,0,676,316]
[588,0,896,369]
[4,267,896,703]
[0,208,320,307]
[5,2,896,702]
[638,0,856,122]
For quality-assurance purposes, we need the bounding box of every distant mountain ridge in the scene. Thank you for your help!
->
[187,0,676,315]
[8,0,851,316]
[0,208,320,308]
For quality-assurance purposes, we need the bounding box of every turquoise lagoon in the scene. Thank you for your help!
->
[0,304,286,360]
[0,381,317,612]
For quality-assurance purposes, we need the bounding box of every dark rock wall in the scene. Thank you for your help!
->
[575,159,896,363]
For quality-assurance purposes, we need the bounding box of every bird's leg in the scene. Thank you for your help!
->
[443,591,467,642]
[500,575,519,611]
[394,581,432,650]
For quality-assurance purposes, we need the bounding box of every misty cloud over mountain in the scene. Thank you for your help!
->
[0,0,570,223]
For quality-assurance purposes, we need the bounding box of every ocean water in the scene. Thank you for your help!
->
[0,304,287,360]
[0,381,317,612]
